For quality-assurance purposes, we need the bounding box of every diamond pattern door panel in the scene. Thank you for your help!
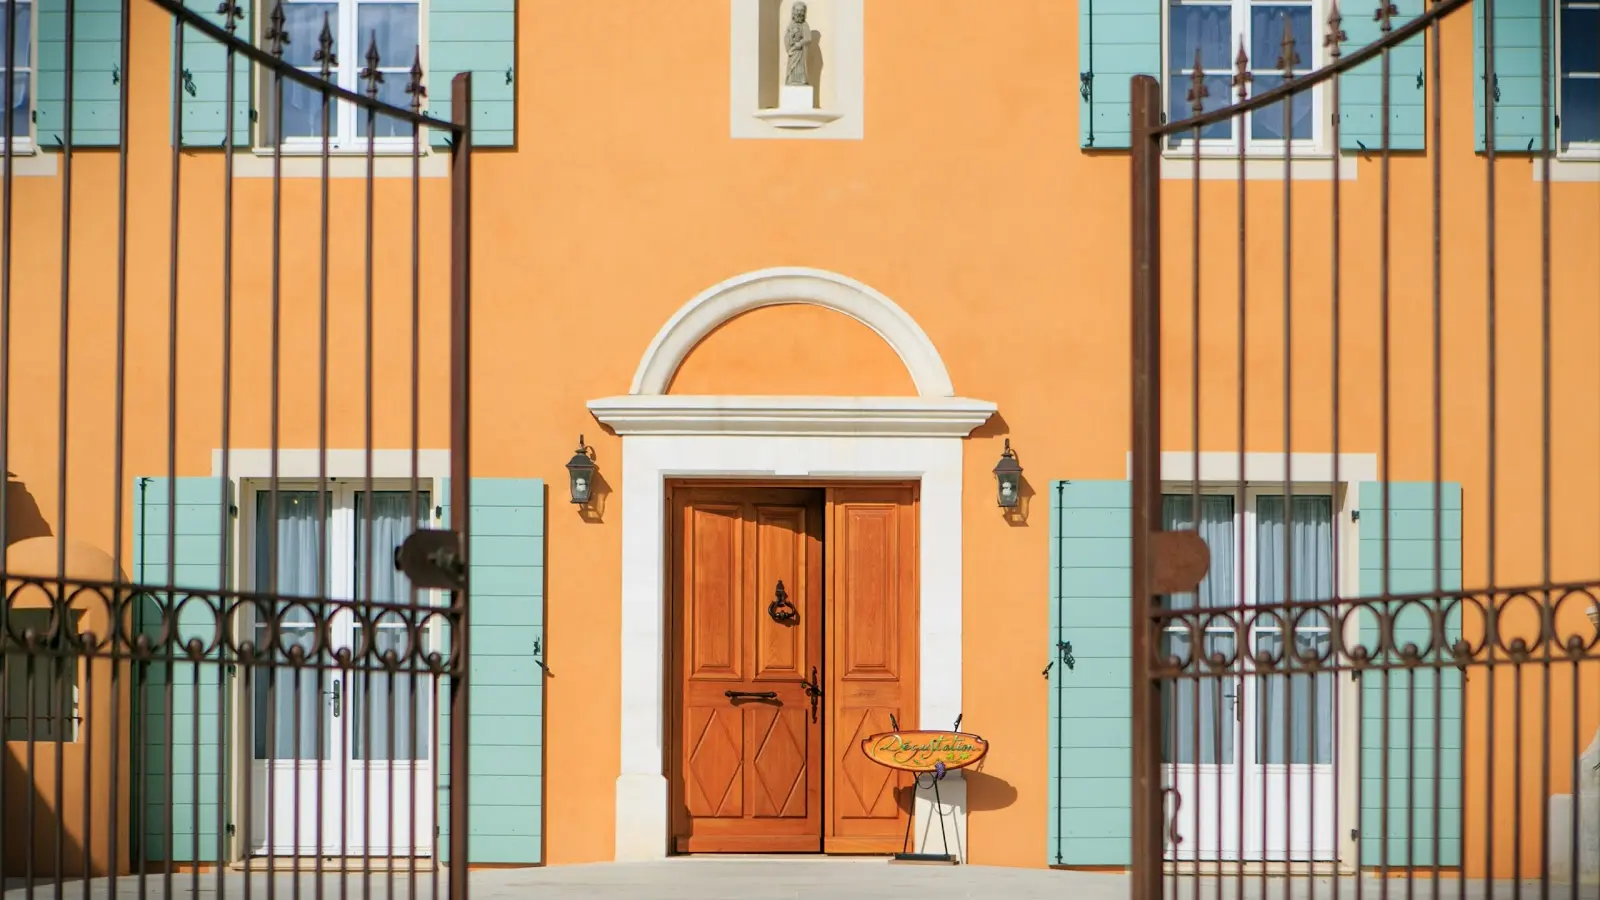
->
[672,487,824,853]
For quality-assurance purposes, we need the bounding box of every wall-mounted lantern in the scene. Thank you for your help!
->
[992,439,1022,509]
[566,435,598,505]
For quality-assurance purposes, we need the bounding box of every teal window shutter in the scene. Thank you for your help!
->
[427,0,514,148]
[1080,0,1162,150]
[1356,481,1463,867]
[1047,479,1132,866]
[1473,0,1556,153]
[1339,0,1427,151]
[35,0,124,146]
[131,476,232,863]
[437,477,545,864]
[173,1,253,147]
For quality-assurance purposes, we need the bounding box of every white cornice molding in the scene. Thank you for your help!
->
[587,395,996,437]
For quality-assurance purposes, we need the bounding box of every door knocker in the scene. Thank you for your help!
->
[767,579,799,624]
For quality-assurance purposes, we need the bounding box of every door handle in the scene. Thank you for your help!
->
[326,679,342,718]
[725,690,778,701]
[800,666,823,722]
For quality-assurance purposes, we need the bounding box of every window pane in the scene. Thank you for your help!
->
[6,71,26,140]
[1563,77,1600,144]
[1170,2,1233,71]
[0,2,34,68]
[1562,4,1599,75]
[1250,5,1312,72]
[1254,631,1334,764]
[357,2,419,64]
[252,490,332,761]
[350,491,431,761]
[282,2,336,68]
[1167,74,1234,139]
[1251,73,1314,140]
[1162,494,1236,609]
[1255,495,1332,605]
[1,609,80,742]
[354,73,414,139]
[1161,631,1237,764]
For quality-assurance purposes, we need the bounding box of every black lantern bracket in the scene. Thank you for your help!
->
[566,434,599,505]
[992,438,1023,509]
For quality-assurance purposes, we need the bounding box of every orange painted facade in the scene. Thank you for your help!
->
[0,0,1595,880]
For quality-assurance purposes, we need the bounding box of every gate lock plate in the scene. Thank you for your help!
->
[394,529,466,590]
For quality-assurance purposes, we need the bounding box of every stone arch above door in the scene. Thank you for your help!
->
[591,268,993,437]
[626,267,957,398]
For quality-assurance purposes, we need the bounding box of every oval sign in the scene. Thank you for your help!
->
[859,730,989,773]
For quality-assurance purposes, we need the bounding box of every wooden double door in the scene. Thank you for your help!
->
[669,484,918,854]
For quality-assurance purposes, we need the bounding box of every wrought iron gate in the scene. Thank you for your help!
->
[1130,0,1600,894]
[0,0,474,894]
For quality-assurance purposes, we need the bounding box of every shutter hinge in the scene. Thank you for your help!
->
[226,823,235,837]
[1350,827,1359,841]
[1079,71,1093,102]
[533,638,551,677]
[1351,509,1361,521]
[230,504,239,517]
[1416,68,1423,90]
[112,65,120,86]
[505,67,514,86]
[182,69,197,98]
[1059,640,1075,671]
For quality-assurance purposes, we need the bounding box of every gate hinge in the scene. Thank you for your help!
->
[394,529,465,590]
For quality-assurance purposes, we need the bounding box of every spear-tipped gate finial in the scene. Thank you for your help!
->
[266,0,289,57]
[1186,46,1209,115]
[1276,13,1302,75]
[360,31,385,99]
[405,48,427,112]
[315,12,337,80]
[1232,42,1253,100]
[1325,0,1348,58]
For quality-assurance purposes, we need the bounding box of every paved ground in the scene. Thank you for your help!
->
[4,864,1596,900]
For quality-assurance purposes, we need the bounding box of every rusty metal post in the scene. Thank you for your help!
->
[1128,72,1164,900]
[448,70,473,900]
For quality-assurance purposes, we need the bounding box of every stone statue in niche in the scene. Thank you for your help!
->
[784,2,815,87]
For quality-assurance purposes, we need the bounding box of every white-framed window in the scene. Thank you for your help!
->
[260,0,422,152]
[1158,487,1340,767]
[1165,0,1322,155]
[0,0,34,149]
[1,609,81,743]
[1560,0,1600,154]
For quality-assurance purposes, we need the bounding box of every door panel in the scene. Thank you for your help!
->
[673,488,824,853]
[825,487,917,853]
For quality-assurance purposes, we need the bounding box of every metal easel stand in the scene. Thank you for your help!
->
[893,765,958,865]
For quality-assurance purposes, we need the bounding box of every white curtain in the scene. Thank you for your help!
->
[1161,494,1236,765]
[253,491,331,761]
[1255,495,1334,765]
[352,491,431,762]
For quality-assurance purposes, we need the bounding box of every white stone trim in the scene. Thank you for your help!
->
[1128,451,1378,485]
[588,395,996,437]
[211,448,453,479]
[628,267,956,397]
[730,0,864,141]
[609,432,979,862]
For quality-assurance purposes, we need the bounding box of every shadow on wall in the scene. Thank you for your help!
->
[5,472,52,546]
[2,742,88,877]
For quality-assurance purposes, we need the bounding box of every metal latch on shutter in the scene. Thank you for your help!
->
[394,529,465,589]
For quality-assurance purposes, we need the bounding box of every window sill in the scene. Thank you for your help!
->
[1160,152,1357,181]
[1530,155,1600,182]
[234,148,448,180]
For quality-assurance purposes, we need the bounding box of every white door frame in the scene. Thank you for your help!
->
[1148,451,1375,866]
[219,449,451,862]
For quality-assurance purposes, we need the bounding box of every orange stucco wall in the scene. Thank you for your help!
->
[0,0,1595,878]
